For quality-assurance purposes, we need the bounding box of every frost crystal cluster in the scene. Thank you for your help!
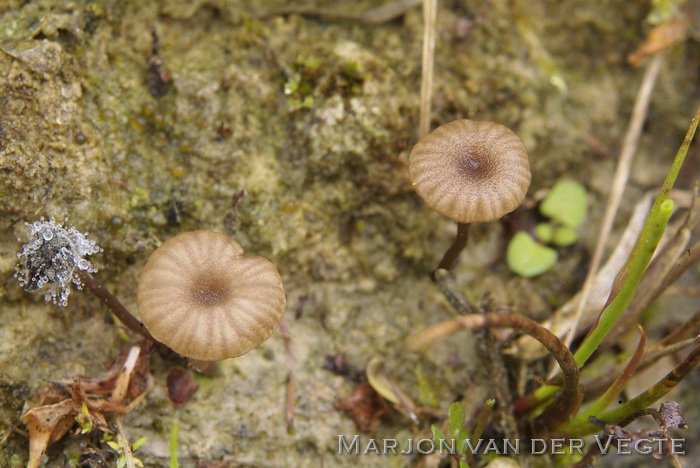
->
[15,218,102,306]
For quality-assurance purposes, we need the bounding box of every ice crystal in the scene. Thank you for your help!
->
[15,218,102,306]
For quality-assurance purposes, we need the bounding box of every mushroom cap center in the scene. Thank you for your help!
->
[191,273,229,306]
[408,119,531,223]
[137,230,286,361]
[455,148,493,180]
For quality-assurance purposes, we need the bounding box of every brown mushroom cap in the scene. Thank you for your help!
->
[408,120,531,223]
[137,231,286,361]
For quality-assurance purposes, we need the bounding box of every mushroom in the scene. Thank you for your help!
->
[137,231,286,361]
[408,119,531,273]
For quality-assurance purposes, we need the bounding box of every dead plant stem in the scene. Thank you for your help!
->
[419,0,437,138]
[561,53,664,357]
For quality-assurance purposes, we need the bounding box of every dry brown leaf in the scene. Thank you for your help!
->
[628,13,691,67]
[335,381,389,431]
[19,344,152,467]
[21,399,78,468]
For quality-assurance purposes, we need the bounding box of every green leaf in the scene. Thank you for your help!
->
[562,327,646,436]
[448,402,465,440]
[107,441,121,451]
[132,436,148,452]
[534,222,553,243]
[169,421,179,468]
[506,231,558,277]
[431,424,447,447]
[523,106,699,418]
[415,364,438,407]
[540,179,588,228]
[455,428,469,454]
[574,198,674,367]
[552,226,578,246]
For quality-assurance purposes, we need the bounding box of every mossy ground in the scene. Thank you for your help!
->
[0,0,698,466]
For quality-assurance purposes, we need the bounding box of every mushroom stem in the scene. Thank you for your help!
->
[75,270,162,347]
[433,222,470,276]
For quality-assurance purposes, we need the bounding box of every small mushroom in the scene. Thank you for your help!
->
[408,120,531,272]
[137,231,286,361]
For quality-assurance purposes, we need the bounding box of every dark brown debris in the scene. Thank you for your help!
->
[334,381,388,431]
[166,366,199,406]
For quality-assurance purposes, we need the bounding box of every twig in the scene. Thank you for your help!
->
[639,336,700,372]
[115,417,137,468]
[112,346,141,405]
[660,311,700,347]
[433,268,480,315]
[656,239,700,300]
[259,0,422,25]
[419,0,437,138]
[433,270,517,437]
[285,373,296,434]
[408,312,580,430]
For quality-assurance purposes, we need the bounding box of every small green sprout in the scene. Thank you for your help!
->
[431,402,471,468]
[539,179,588,229]
[507,179,588,276]
[646,0,682,24]
[506,231,558,277]
[75,402,94,434]
[534,222,553,243]
[415,365,438,408]
[284,74,314,110]
[552,225,578,246]
[106,433,148,468]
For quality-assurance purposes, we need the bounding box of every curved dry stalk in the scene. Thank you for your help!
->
[408,312,580,430]
[432,269,519,437]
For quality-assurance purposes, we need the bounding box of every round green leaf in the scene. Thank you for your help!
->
[535,222,553,243]
[553,226,578,246]
[507,231,558,277]
[540,179,588,228]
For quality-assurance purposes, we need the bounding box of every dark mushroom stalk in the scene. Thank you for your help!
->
[408,120,531,276]
[74,269,161,346]
[435,222,471,273]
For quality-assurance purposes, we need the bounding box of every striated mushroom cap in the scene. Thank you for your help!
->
[409,120,531,223]
[137,231,286,361]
